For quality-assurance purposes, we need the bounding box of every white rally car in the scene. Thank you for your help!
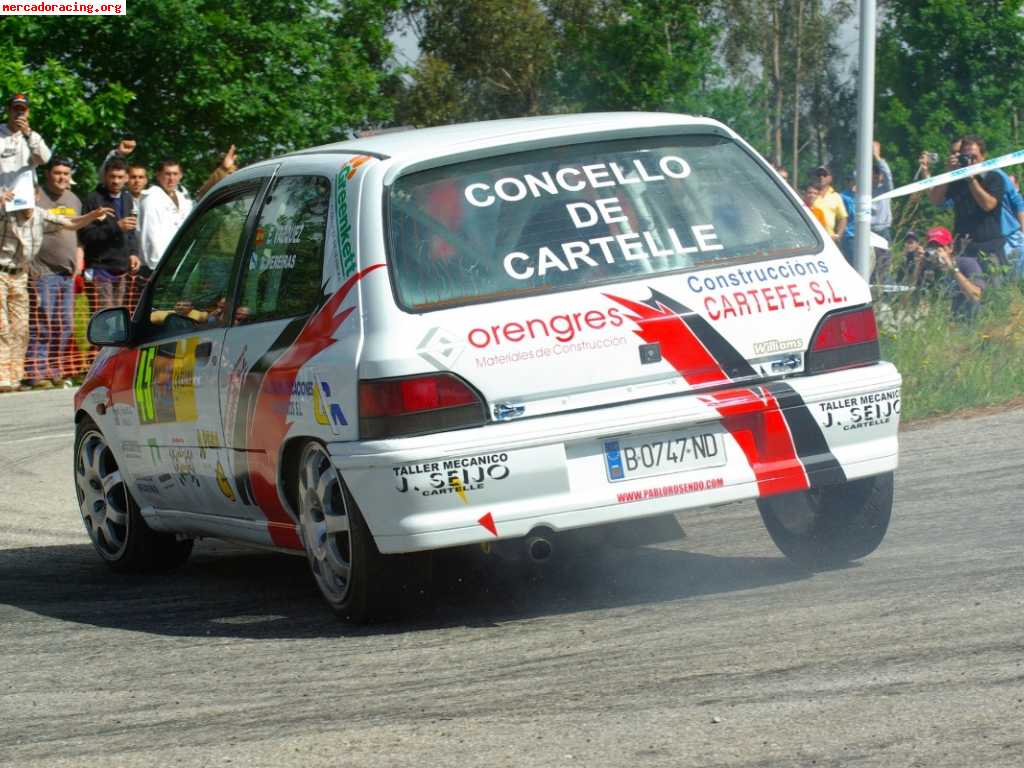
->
[76,113,900,621]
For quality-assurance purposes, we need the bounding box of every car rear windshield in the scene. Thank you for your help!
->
[387,134,819,311]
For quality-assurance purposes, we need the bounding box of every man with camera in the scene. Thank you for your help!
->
[0,94,50,195]
[922,136,1005,263]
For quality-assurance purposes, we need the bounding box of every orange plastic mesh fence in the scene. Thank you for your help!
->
[21,272,148,382]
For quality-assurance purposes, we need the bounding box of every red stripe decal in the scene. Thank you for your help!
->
[606,292,809,497]
[247,264,385,547]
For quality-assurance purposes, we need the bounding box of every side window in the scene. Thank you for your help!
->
[147,190,257,338]
[234,175,330,325]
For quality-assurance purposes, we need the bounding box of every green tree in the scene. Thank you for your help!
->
[4,0,400,189]
[0,33,133,189]
[399,0,559,124]
[876,0,1024,185]
[715,0,853,178]
[549,0,716,112]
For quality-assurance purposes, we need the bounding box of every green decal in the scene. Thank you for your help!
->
[134,347,156,423]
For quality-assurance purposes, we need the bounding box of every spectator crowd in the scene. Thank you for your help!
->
[799,136,1024,320]
[0,93,236,392]
[1,90,1022,394]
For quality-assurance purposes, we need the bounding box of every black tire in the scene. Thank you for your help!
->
[295,442,431,623]
[74,418,194,572]
[757,471,894,570]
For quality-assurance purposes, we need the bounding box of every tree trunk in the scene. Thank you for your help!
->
[772,2,783,166]
[792,0,805,182]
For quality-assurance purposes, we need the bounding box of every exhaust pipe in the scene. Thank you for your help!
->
[525,533,553,563]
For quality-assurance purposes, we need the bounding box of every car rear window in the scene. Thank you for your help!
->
[387,134,820,311]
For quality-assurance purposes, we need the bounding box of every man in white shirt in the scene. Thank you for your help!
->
[138,158,192,274]
[0,93,50,197]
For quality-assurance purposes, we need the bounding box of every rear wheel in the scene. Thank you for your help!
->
[757,472,893,570]
[295,442,430,622]
[74,418,193,572]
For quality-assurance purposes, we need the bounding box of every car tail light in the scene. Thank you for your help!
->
[806,305,880,374]
[359,373,486,439]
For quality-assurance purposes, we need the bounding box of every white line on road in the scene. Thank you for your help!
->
[5,432,75,444]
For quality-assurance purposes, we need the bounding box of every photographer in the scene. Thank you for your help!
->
[918,227,987,320]
[921,136,1005,263]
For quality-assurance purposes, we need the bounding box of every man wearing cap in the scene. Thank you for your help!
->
[26,157,83,387]
[0,94,51,199]
[0,189,112,392]
[917,226,988,319]
[810,166,847,244]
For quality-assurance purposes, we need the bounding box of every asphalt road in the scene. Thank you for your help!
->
[1,389,1021,767]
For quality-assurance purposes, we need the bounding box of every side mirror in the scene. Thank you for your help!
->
[87,307,131,347]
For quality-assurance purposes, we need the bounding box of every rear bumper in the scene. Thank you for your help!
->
[330,362,901,553]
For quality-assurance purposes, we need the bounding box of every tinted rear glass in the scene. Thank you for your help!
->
[387,134,819,310]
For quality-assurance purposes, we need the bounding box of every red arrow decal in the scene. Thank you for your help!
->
[477,512,497,537]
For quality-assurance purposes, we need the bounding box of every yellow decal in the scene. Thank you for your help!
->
[171,337,199,422]
[134,337,200,424]
[312,382,330,426]
[216,461,236,502]
[449,476,468,504]
[197,429,220,459]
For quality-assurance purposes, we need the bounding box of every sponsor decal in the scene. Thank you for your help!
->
[147,438,161,463]
[311,376,347,432]
[418,308,630,370]
[393,452,510,501]
[616,476,725,504]
[120,440,143,461]
[156,473,177,491]
[681,258,849,321]
[216,461,237,502]
[417,326,466,369]
[819,389,901,431]
[197,429,220,459]
[169,446,196,476]
[607,288,846,495]
[752,338,803,355]
[111,403,137,427]
[334,156,374,279]
[250,252,298,271]
[460,156,726,281]
[135,477,160,498]
[133,337,200,424]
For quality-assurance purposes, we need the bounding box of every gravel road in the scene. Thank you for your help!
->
[1,389,1021,767]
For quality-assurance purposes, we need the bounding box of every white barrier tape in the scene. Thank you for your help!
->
[872,148,1024,203]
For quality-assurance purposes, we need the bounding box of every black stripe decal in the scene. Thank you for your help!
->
[766,381,847,486]
[644,289,757,380]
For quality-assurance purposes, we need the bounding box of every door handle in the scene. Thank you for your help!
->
[194,341,213,364]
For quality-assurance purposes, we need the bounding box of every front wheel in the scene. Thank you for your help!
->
[74,418,193,572]
[757,472,894,570]
[295,442,430,623]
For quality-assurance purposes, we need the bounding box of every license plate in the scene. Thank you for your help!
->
[603,428,726,482]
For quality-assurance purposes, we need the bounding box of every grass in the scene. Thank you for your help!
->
[877,280,1024,421]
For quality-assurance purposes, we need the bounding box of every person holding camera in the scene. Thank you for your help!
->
[922,136,1005,263]
[915,226,987,319]
[0,94,50,195]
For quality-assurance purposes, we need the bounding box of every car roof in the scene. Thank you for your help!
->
[222,112,736,189]
[280,112,728,163]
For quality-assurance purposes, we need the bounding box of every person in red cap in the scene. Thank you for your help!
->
[0,94,51,197]
[911,226,987,319]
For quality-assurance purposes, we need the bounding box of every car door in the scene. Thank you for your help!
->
[218,173,336,542]
[128,182,263,516]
